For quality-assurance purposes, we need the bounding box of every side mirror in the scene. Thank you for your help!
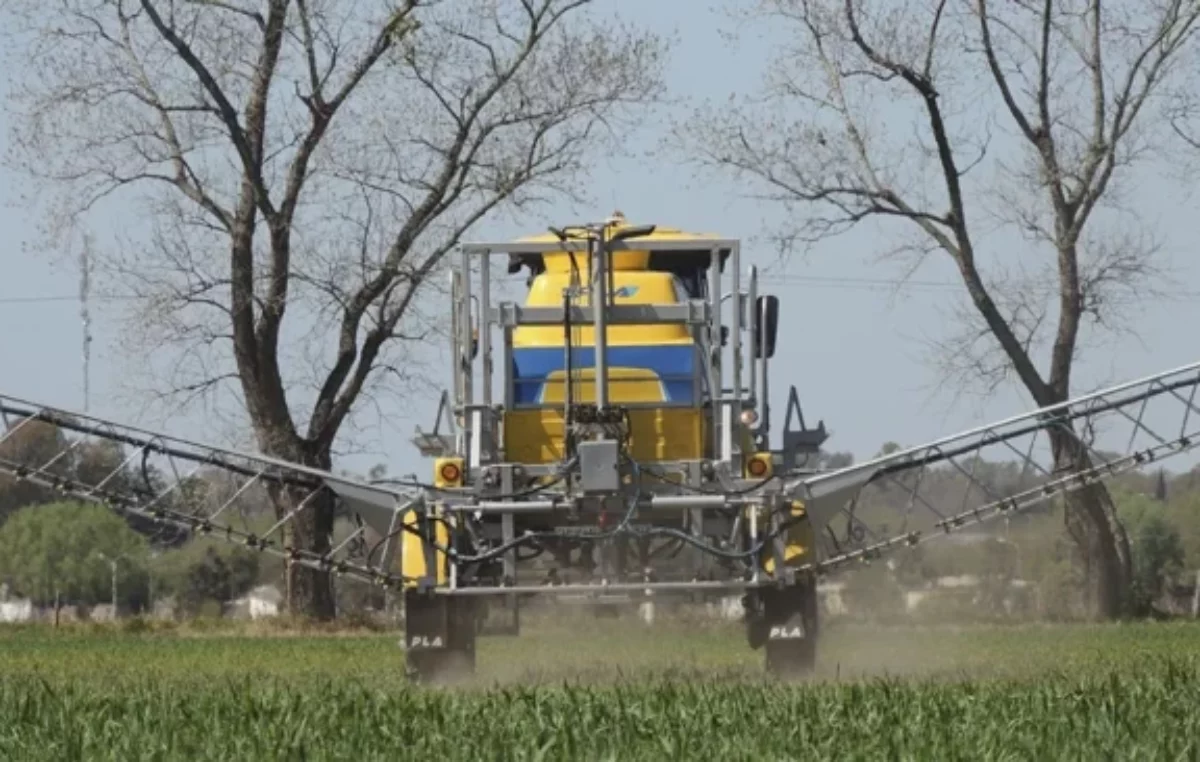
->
[754,295,779,359]
[720,325,730,347]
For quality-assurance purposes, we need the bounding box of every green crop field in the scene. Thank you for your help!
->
[3,616,1200,760]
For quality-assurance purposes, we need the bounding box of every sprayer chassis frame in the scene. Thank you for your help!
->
[402,230,813,601]
[397,467,816,600]
[449,235,756,475]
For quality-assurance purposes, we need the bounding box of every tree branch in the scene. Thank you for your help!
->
[306,1,584,442]
[138,0,270,213]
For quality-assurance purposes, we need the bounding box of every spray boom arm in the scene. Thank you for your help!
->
[0,356,1197,594]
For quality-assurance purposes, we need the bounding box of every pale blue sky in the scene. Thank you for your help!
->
[1,1,1197,478]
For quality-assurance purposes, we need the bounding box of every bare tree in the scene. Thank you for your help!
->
[677,0,1200,619]
[1166,53,1200,161]
[3,0,665,618]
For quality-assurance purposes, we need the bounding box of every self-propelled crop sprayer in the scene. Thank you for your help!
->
[3,212,1200,681]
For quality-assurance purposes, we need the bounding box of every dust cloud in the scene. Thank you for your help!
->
[427,597,1009,690]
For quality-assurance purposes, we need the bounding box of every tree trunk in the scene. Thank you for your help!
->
[281,485,337,621]
[262,437,337,621]
[1112,514,1134,613]
[1191,570,1200,618]
[1048,426,1132,620]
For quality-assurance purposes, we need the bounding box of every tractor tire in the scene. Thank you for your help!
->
[754,578,820,680]
[403,591,479,684]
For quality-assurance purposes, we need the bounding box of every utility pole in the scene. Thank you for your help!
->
[79,234,93,414]
[93,550,127,618]
[109,557,117,613]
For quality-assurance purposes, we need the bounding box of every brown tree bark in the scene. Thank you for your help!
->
[261,439,338,620]
[1048,425,1132,619]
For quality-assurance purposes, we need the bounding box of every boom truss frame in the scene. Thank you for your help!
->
[790,360,1200,575]
[0,360,1197,601]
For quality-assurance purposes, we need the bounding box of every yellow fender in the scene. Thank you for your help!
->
[761,500,815,576]
[399,505,451,587]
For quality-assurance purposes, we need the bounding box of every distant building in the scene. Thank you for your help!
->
[0,598,34,623]
[226,585,283,620]
[0,583,34,622]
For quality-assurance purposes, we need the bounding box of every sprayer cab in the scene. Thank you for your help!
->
[430,213,819,486]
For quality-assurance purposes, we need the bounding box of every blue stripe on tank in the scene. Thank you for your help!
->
[511,345,697,405]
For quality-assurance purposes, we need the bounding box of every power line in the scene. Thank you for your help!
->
[0,279,995,303]
[767,273,960,289]
[2,273,1199,303]
[766,273,1200,297]
[0,294,80,304]
[0,293,141,305]
[0,275,953,304]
